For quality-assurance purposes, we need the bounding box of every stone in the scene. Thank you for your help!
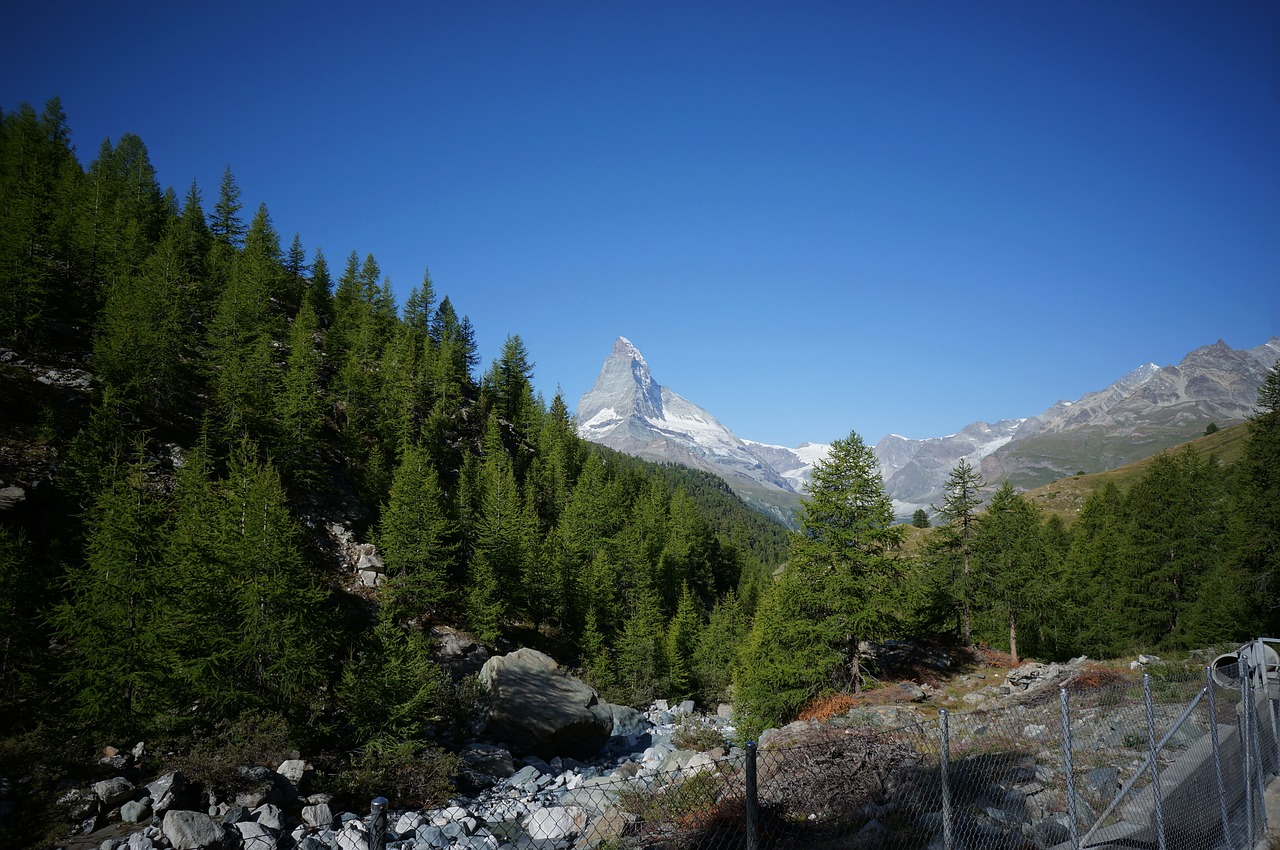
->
[431,625,491,679]
[394,811,425,836]
[234,820,278,849]
[479,648,613,759]
[127,832,156,850]
[163,809,227,850]
[0,485,26,511]
[252,802,286,830]
[276,759,307,785]
[335,820,370,850]
[1085,766,1119,796]
[93,776,136,808]
[523,806,588,841]
[302,802,334,829]
[603,703,649,738]
[121,798,151,823]
[145,771,186,815]
[58,787,99,820]
[461,742,515,778]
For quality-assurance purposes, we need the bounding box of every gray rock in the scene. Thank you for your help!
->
[603,703,649,738]
[252,803,286,830]
[523,806,588,841]
[276,759,307,785]
[234,820,278,849]
[479,648,613,760]
[302,802,334,829]
[1086,766,1119,796]
[94,777,136,808]
[461,742,515,778]
[0,485,26,511]
[430,625,491,679]
[127,832,156,850]
[58,787,99,820]
[334,819,370,850]
[163,809,227,850]
[120,798,151,823]
[145,771,186,815]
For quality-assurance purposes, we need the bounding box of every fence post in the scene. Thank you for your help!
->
[1060,686,1080,850]
[1206,666,1234,849]
[369,796,388,850]
[1243,667,1257,849]
[745,741,759,850]
[1142,674,1168,850]
[939,709,953,850]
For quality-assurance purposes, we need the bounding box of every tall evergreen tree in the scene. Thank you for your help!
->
[972,481,1049,664]
[210,165,245,248]
[786,429,906,692]
[54,449,175,733]
[379,444,456,624]
[932,458,984,643]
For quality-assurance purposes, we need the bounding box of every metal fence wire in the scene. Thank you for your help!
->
[552,641,1280,850]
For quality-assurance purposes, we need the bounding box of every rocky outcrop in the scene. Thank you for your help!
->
[478,648,614,760]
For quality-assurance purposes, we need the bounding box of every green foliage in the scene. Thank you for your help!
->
[379,443,456,623]
[911,508,930,528]
[54,447,177,734]
[325,740,460,811]
[334,621,462,746]
[971,481,1050,663]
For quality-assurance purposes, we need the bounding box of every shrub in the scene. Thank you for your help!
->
[322,740,460,811]
[671,721,728,752]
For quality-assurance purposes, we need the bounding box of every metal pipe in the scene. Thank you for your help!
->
[745,740,758,850]
[940,710,954,850]
[1060,687,1080,850]
[1143,674,1168,850]
[369,796,388,850]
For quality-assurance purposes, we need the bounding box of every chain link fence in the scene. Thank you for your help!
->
[554,643,1280,850]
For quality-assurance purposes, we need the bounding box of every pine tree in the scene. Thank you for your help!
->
[198,440,329,715]
[1061,483,1129,657]
[275,299,324,486]
[379,444,456,623]
[733,574,840,737]
[787,429,905,692]
[615,583,668,705]
[54,448,176,733]
[932,458,984,643]
[210,165,245,248]
[691,591,746,706]
[664,584,704,702]
[972,481,1049,663]
[1236,361,1280,635]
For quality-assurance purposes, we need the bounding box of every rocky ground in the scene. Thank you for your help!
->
[25,641,1220,850]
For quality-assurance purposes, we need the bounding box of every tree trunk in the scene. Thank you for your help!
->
[962,548,972,644]
[851,635,862,695]
[1009,610,1019,666]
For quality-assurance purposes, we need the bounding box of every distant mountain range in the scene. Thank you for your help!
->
[575,336,1280,524]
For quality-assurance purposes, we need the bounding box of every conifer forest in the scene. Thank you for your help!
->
[2,100,1279,836]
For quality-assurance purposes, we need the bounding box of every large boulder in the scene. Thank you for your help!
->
[478,648,613,759]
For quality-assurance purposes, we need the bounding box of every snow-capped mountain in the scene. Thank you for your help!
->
[576,338,816,522]
[577,336,1280,524]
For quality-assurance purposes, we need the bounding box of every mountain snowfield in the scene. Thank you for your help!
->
[576,336,1280,524]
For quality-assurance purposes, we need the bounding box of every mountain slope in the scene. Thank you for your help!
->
[576,337,810,523]
[576,336,1279,524]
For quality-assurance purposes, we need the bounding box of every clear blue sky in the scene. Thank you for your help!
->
[6,1,1278,446]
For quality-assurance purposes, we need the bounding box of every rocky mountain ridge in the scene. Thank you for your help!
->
[576,336,1280,521]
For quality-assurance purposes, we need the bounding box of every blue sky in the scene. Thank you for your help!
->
[6,1,1278,446]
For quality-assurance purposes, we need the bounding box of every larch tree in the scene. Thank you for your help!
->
[933,458,985,643]
[973,480,1048,664]
[787,429,906,693]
